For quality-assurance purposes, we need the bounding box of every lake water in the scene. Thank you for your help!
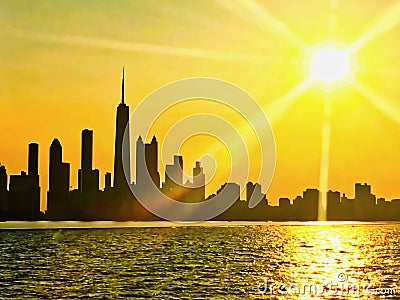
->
[1,222,400,299]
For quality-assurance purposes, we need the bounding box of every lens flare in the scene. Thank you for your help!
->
[305,42,356,87]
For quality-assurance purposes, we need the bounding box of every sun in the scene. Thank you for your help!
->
[306,42,356,86]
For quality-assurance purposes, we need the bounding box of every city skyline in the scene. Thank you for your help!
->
[2,1,400,209]
[0,70,399,221]
[0,68,399,211]
[2,3,400,299]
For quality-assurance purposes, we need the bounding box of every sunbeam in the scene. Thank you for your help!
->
[353,80,400,126]
[217,0,306,50]
[328,0,339,35]
[8,27,283,65]
[358,66,400,77]
[264,79,312,124]
[350,1,400,53]
[318,94,332,221]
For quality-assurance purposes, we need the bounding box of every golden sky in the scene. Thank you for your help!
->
[1,0,400,209]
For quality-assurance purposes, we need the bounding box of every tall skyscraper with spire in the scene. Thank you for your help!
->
[113,68,131,193]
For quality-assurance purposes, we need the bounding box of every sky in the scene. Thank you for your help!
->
[1,0,400,209]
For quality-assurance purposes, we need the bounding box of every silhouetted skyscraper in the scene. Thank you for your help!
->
[104,172,112,191]
[302,188,319,220]
[191,161,205,202]
[354,182,376,220]
[136,135,160,188]
[136,136,145,186]
[8,143,40,220]
[145,136,160,188]
[246,182,263,204]
[0,165,8,220]
[78,129,99,194]
[162,155,184,201]
[82,129,93,171]
[47,139,70,219]
[28,143,38,177]
[165,155,183,186]
[113,68,131,192]
[327,190,341,220]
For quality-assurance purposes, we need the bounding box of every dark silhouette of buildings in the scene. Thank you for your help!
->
[162,155,185,201]
[46,139,70,220]
[191,161,206,203]
[136,135,160,189]
[7,143,41,220]
[1,69,399,222]
[0,164,8,220]
[78,129,99,194]
[113,68,131,194]
[160,154,206,203]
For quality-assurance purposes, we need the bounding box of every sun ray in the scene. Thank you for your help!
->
[328,0,339,36]
[358,66,400,77]
[264,79,312,124]
[318,94,332,221]
[8,27,283,65]
[217,0,306,50]
[349,1,400,53]
[352,81,400,126]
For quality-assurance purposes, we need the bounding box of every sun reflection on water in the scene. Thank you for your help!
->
[256,224,398,298]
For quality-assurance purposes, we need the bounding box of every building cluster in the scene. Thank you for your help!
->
[1,70,399,221]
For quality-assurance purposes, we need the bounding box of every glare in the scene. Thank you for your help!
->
[311,47,349,83]
[305,42,355,86]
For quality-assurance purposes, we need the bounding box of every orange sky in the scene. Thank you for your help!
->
[1,1,400,209]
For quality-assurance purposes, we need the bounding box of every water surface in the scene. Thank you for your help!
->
[1,222,399,299]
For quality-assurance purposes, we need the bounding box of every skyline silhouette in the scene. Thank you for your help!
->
[0,70,399,222]
[3,1,400,217]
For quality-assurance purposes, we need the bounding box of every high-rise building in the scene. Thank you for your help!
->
[162,155,184,201]
[302,188,319,220]
[165,155,183,186]
[145,136,160,188]
[136,135,160,189]
[191,161,205,202]
[246,182,263,204]
[47,139,70,219]
[0,165,8,219]
[136,136,145,187]
[8,143,40,220]
[28,143,38,177]
[78,129,99,194]
[354,182,376,220]
[113,68,131,193]
[104,172,112,191]
[355,183,376,205]
[327,190,341,220]
[82,129,93,172]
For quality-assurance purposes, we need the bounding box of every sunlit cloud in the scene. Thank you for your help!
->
[217,0,306,50]
[353,80,400,126]
[8,27,283,65]
[350,1,400,52]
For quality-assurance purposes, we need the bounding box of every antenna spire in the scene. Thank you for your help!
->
[121,67,125,104]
